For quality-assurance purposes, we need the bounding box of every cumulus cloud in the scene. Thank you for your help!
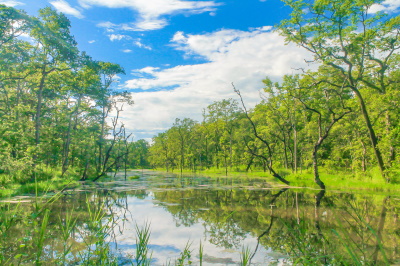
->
[0,0,23,6]
[50,0,84,19]
[118,27,313,140]
[171,26,272,60]
[369,0,400,13]
[79,0,221,31]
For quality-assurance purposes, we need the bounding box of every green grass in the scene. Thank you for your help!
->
[0,165,81,199]
[151,166,400,192]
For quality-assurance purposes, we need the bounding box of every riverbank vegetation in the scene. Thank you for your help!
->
[0,5,153,193]
[149,0,400,189]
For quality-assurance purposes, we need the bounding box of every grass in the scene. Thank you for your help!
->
[0,164,81,198]
[135,222,152,266]
[152,166,400,192]
[128,175,141,180]
[239,245,252,266]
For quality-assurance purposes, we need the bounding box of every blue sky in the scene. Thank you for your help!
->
[2,0,399,141]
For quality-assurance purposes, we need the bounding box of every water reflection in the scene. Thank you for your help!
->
[0,171,399,265]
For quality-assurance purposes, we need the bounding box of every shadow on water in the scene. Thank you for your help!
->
[0,170,399,265]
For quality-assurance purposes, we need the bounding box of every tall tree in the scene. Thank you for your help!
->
[279,0,400,181]
[29,7,79,147]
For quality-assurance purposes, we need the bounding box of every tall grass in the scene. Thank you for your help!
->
[239,245,252,266]
[134,222,152,266]
[198,240,203,266]
[175,241,192,266]
[59,211,77,265]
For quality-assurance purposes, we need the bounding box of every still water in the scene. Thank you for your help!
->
[1,170,399,265]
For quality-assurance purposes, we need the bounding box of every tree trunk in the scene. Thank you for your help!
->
[312,145,326,190]
[62,95,82,176]
[245,156,254,172]
[35,67,47,146]
[293,126,298,173]
[353,88,387,182]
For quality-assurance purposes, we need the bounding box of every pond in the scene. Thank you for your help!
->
[1,170,399,265]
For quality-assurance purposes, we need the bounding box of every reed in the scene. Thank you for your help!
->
[198,240,203,266]
[175,241,192,266]
[59,211,77,265]
[239,245,252,266]
[134,222,153,266]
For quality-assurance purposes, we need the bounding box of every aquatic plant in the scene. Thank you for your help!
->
[134,222,152,266]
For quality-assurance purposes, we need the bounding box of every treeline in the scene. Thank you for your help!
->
[0,5,148,182]
[149,0,400,188]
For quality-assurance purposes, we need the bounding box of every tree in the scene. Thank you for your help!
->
[285,73,352,189]
[279,0,400,181]
[0,5,32,46]
[204,99,241,175]
[234,85,291,185]
[0,5,134,182]
[29,7,79,147]
[170,118,197,174]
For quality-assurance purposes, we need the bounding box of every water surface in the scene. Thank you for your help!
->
[1,170,399,265]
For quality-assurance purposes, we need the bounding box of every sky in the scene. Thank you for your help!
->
[2,0,400,141]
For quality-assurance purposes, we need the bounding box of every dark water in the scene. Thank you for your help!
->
[1,170,399,265]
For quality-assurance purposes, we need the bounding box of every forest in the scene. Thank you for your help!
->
[148,0,400,189]
[1,0,400,192]
[0,5,149,194]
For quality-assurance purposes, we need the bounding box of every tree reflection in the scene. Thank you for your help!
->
[152,180,400,265]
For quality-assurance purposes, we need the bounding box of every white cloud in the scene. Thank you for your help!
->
[0,0,23,6]
[50,0,84,19]
[134,38,152,50]
[119,27,313,140]
[80,0,221,31]
[369,0,400,13]
[122,49,132,53]
[171,27,272,60]
[108,34,131,41]
[135,67,160,74]
[97,21,115,28]
[134,18,168,31]
[88,40,96,43]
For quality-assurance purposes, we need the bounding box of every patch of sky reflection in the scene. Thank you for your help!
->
[106,193,279,265]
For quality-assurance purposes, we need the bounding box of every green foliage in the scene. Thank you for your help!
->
[0,5,133,182]
[149,0,400,187]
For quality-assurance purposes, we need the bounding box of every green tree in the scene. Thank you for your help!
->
[279,0,400,181]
